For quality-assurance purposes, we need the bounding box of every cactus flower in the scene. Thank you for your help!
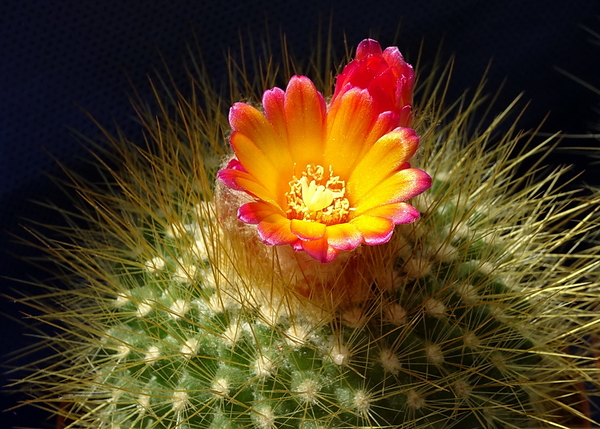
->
[218,40,431,263]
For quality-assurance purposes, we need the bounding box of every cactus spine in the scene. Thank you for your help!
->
[8,46,600,429]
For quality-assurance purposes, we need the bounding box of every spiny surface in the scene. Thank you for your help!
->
[9,54,600,428]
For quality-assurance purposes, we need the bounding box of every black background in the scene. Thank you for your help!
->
[2,1,600,427]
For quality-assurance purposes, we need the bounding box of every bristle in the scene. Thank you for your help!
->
[5,36,600,429]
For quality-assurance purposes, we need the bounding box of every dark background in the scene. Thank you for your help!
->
[2,1,599,427]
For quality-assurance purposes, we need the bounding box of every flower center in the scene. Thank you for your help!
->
[285,164,350,225]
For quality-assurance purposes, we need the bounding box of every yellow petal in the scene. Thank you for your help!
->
[238,201,285,223]
[224,170,278,205]
[230,132,286,206]
[352,168,431,215]
[290,219,327,241]
[349,215,394,245]
[284,76,327,170]
[325,223,362,250]
[257,215,298,246]
[229,102,292,168]
[347,128,419,203]
[363,111,397,153]
[324,88,377,178]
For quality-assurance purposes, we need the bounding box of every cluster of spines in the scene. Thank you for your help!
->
[10,44,600,428]
[69,168,561,429]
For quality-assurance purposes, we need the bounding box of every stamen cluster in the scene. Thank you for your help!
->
[286,164,350,224]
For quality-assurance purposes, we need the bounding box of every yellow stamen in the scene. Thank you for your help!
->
[286,164,350,225]
[300,177,336,212]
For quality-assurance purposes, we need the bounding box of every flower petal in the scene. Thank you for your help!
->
[325,87,377,178]
[284,76,327,170]
[358,202,420,225]
[229,102,292,168]
[325,223,363,251]
[383,46,415,107]
[263,87,288,141]
[356,38,383,59]
[344,111,398,168]
[238,201,277,224]
[290,219,327,241]
[352,168,432,215]
[257,216,299,246]
[366,68,400,113]
[229,131,281,198]
[347,128,420,203]
[350,215,394,245]
[364,111,397,147]
[397,105,413,130]
[300,238,340,263]
[216,159,246,191]
[238,202,298,245]
[218,168,277,204]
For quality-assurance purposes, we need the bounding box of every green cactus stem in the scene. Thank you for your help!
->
[7,48,600,429]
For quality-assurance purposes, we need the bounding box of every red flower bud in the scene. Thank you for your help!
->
[332,39,415,127]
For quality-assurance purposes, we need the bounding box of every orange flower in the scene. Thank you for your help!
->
[218,40,431,263]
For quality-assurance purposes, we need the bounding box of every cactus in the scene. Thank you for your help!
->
[8,39,600,429]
